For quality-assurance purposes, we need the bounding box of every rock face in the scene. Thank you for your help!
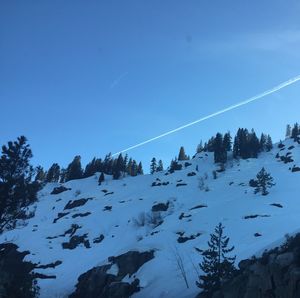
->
[50,186,71,195]
[207,234,300,298]
[70,250,155,298]
[0,243,37,298]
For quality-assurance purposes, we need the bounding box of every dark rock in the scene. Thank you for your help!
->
[104,192,114,196]
[152,202,169,212]
[292,165,300,172]
[187,172,196,176]
[93,234,105,244]
[190,205,207,210]
[53,212,70,223]
[177,233,201,243]
[179,213,191,220]
[184,162,192,167]
[244,214,270,219]
[108,250,155,279]
[50,186,71,195]
[254,233,262,237]
[270,203,283,208]
[176,183,187,187]
[72,212,91,218]
[70,251,154,298]
[64,198,92,210]
[103,206,112,211]
[62,234,90,250]
[35,260,62,269]
[204,232,300,298]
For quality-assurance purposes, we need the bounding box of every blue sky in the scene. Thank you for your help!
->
[1,0,300,171]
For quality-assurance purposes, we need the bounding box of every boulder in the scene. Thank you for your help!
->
[70,250,154,298]
[50,186,71,195]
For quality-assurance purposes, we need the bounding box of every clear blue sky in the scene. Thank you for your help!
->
[1,0,300,171]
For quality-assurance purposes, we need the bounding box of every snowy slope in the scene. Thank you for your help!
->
[1,138,300,298]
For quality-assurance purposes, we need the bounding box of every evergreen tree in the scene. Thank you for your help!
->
[150,157,157,174]
[131,160,138,176]
[286,124,292,138]
[178,146,189,161]
[137,162,144,175]
[65,155,83,182]
[59,168,66,183]
[265,135,273,152]
[223,132,232,152]
[197,223,236,295]
[214,133,227,163]
[46,163,60,182]
[84,157,98,178]
[157,160,164,172]
[291,123,299,141]
[232,136,239,159]
[196,141,204,154]
[254,167,275,196]
[206,137,215,152]
[112,154,123,180]
[0,136,39,231]
[98,172,105,185]
[35,166,46,182]
[122,154,128,175]
[259,133,267,152]
[126,158,133,176]
[248,130,260,158]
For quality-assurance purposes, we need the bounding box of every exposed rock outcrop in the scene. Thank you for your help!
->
[204,234,300,298]
[50,186,71,195]
[70,250,155,298]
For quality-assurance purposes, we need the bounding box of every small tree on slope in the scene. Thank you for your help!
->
[196,223,236,295]
[254,167,275,196]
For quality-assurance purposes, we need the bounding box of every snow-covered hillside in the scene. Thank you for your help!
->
[1,138,300,298]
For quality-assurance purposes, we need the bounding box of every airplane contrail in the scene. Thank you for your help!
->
[112,75,300,157]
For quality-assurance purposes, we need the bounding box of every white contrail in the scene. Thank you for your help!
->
[112,75,300,156]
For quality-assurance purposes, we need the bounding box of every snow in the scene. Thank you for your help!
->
[1,138,300,297]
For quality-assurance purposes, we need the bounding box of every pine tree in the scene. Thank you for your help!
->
[291,123,299,141]
[259,133,267,152]
[59,168,66,183]
[122,154,128,176]
[131,160,138,176]
[35,166,46,182]
[197,223,236,295]
[84,157,98,178]
[46,163,60,182]
[65,156,83,182]
[248,130,260,158]
[112,154,123,180]
[178,146,188,161]
[150,157,157,174]
[196,141,204,154]
[214,133,227,163]
[126,158,133,176]
[223,132,232,151]
[0,136,39,231]
[207,137,215,152]
[254,167,275,196]
[157,160,164,172]
[265,135,273,152]
[98,172,105,185]
[286,124,292,138]
[137,162,144,175]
